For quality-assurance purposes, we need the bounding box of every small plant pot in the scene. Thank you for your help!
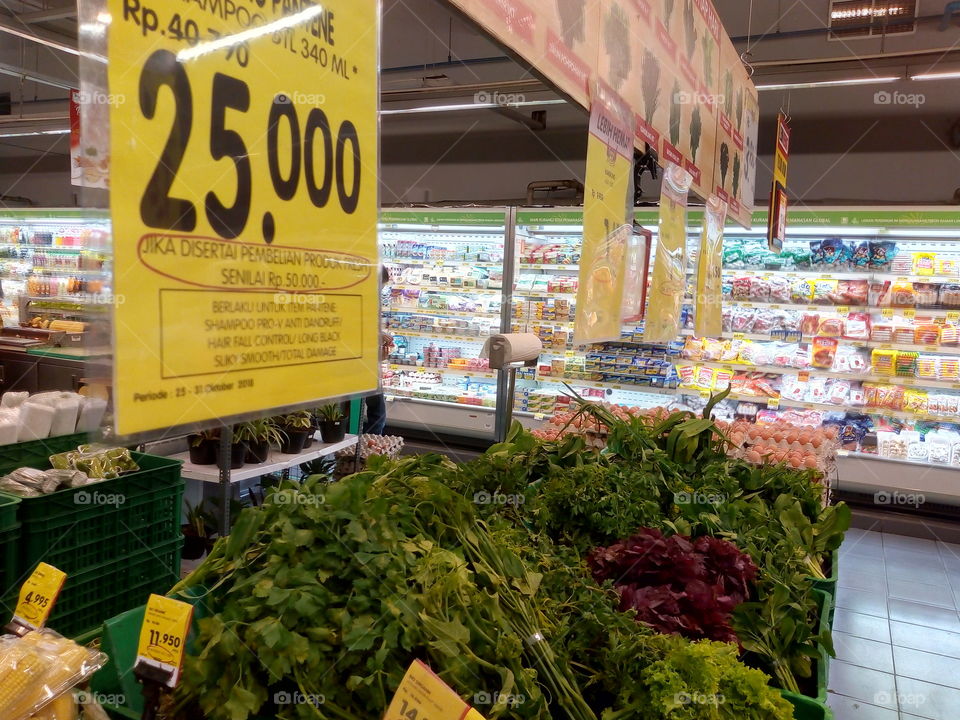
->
[280,428,310,454]
[244,439,270,464]
[188,437,217,465]
[181,527,207,560]
[303,430,315,449]
[320,419,347,443]
[214,441,246,469]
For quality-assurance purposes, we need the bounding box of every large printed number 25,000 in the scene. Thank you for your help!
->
[136,49,362,242]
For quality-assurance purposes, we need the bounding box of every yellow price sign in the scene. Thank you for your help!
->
[798,371,811,383]
[836,306,849,315]
[107,0,380,436]
[767,397,781,409]
[136,594,194,688]
[903,309,917,319]
[948,312,960,324]
[881,308,894,318]
[732,333,746,341]
[14,563,67,631]
[385,660,485,720]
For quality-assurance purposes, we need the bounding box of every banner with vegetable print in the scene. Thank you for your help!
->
[575,82,634,346]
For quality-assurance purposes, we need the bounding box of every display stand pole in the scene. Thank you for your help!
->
[494,208,518,443]
[218,424,232,536]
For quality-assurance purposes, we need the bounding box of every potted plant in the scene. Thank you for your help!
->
[187,429,218,465]
[304,411,321,450]
[278,411,313,454]
[236,418,286,464]
[317,403,347,443]
[181,499,213,560]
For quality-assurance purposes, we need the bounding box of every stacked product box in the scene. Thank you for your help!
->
[514,389,573,415]
[585,340,683,388]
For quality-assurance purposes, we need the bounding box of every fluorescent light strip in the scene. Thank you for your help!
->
[910,70,960,81]
[0,23,79,56]
[380,99,567,116]
[756,76,898,91]
[0,129,70,139]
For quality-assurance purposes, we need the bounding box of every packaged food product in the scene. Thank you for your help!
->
[912,252,937,276]
[768,276,792,303]
[800,313,820,336]
[914,323,941,345]
[838,279,869,305]
[871,348,897,375]
[732,276,752,301]
[940,284,960,307]
[870,322,893,343]
[843,312,871,340]
[849,386,866,406]
[941,324,959,345]
[811,337,839,368]
[895,351,919,376]
[809,240,825,267]
[817,316,845,337]
[805,376,828,402]
[791,279,815,303]
[812,279,839,305]
[891,280,917,307]
[869,240,898,270]
[903,389,929,415]
[850,241,871,269]
[701,338,725,360]
[915,355,938,378]
[914,282,940,307]
[828,379,851,405]
[892,322,916,345]
[820,238,846,268]
[908,439,930,462]
[938,356,960,380]
[749,277,771,302]
[939,258,958,277]
[781,374,808,401]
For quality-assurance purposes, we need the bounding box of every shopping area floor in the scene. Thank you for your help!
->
[828,528,960,719]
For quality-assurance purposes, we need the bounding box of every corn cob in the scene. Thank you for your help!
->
[0,650,44,716]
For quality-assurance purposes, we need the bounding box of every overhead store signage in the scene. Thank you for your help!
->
[446,0,759,229]
[384,660,485,720]
[105,0,379,436]
[767,112,791,252]
[575,82,634,346]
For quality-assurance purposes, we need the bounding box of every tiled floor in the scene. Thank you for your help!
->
[827,528,960,719]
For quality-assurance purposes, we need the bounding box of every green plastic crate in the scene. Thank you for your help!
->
[6,536,184,638]
[782,691,834,720]
[0,432,91,476]
[812,549,839,626]
[0,493,18,530]
[0,522,19,600]
[1,453,183,578]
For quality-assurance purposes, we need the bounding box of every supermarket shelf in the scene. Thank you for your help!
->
[390,329,492,342]
[514,291,578,299]
[673,359,960,390]
[387,305,500,319]
[724,269,869,280]
[386,365,498,379]
[173,434,357,484]
[726,300,871,313]
[517,263,580,270]
[866,340,960,356]
[677,387,841,412]
[387,258,502,268]
[385,394,496,412]
[391,283,501,295]
[531,374,680,394]
[0,244,91,251]
[874,273,960,284]
[836,449,959,469]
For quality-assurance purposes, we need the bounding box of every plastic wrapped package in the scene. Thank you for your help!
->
[895,351,919,376]
[748,276,771,302]
[820,238,847,268]
[742,341,774,366]
[914,324,940,346]
[869,281,891,307]
[750,311,776,334]
[770,342,796,367]
[0,629,107,720]
[828,380,851,405]
[721,307,734,332]
[75,397,107,432]
[805,376,828,403]
[850,241,871,269]
[869,240,898,270]
[720,340,744,363]
[916,355,938,379]
[838,279,869,305]
[730,307,757,333]
[927,433,953,464]
[731,276,752,301]
[891,280,917,307]
[941,325,959,345]
[938,356,960,381]
[903,389,929,415]
[817,316,845,337]
[781,374,808,401]
[791,279,815,304]
[871,349,897,375]
[812,279,838,305]
[939,284,960,307]
[800,313,820,337]
[915,283,940,307]
[870,322,894,343]
[701,338,725,361]
[849,386,866,406]
[843,312,871,340]
[768,276,792,303]
[17,402,55,442]
[811,337,839,369]
[809,240,825,267]
[790,345,812,369]
[892,322,916,345]
[1,391,28,409]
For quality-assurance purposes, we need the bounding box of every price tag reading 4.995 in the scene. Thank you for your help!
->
[107,1,380,436]
[13,562,67,631]
[136,594,194,688]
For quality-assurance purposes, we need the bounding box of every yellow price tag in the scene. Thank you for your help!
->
[534,413,545,420]
[836,306,849,315]
[385,660,486,720]
[699,390,711,399]
[13,563,66,631]
[767,397,781,409]
[903,309,917,319]
[798,371,810,383]
[821,273,833,279]
[136,594,194,688]
[769,304,781,310]
[733,333,746,341]
[948,312,960,324]
[882,308,894,318]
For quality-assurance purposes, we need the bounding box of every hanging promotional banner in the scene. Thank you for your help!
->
[694,195,727,337]
[713,41,758,229]
[767,112,792,252]
[645,162,693,343]
[575,82,634,346]
[104,1,380,436]
[69,88,110,189]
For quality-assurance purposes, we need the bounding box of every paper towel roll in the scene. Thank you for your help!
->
[481,333,543,368]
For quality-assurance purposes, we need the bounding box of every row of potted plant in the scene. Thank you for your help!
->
[187,404,347,468]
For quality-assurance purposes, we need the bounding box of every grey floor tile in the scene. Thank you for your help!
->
[884,548,947,571]
[894,677,960,720]
[846,528,886,545]
[888,579,957,609]
[836,586,890,617]
[888,599,960,633]
[937,541,960,561]
[891,621,960,660]
[834,608,893,643]
[883,534,940,554]
[828,661,898,709]
[833,632,895,673]
[827,694,898,720]
[893,646,960,689]
[839,555,887,579]
[840,569,889,594]
[883,559,949,587]
[842,543,886,561]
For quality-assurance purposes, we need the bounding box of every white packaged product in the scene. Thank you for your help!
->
[907,440,930,462]
[76,397,107,432]
[927,433,953,464]
[49,396,81,437]
[0,409,17,446]
[17,401,55,441]
[0,391,27,409]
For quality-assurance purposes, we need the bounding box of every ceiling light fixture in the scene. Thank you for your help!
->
[756,76,899,91]
[0,129,70,139]
[910,70,960,81]
[380,99,567,116]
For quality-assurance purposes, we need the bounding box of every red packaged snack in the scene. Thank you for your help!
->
[839,279,869,305]
[843,312,871,340]
[800,313,820,336]
[817,317,845,337]
[811,337,839,369]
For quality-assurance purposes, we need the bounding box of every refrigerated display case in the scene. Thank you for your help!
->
[379,209,511,441]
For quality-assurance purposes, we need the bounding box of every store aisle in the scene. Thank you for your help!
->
[827,528,960,720]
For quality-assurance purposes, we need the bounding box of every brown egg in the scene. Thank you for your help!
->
[804,456,819,469]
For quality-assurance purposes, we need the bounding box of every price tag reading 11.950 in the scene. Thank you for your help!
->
[13,562,67,631]
[135,594,194,688]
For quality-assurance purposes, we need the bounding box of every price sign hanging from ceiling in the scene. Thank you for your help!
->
[103,0,380,436]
